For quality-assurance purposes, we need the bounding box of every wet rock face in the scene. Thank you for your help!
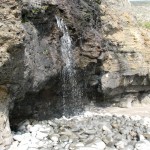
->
[22,8,62,92]
[20,0,102,91]
[9,0,102,126]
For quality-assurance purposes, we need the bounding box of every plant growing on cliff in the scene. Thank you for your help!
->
[43,49,49,55]
[31,6,48,14]
[95,0,101,4]
[144,22,150,29]
[138,21,150,30]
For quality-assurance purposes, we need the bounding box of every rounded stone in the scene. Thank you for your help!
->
[135,140,150,150]
[49,134,60,143]
[13,134,24,142]
[86,138,106,150]
[59,135,69,142]
[115,140,126,149]
[36,131,48,140]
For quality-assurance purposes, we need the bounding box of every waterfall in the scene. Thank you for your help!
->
[55,16,72,71]
[56,16,83,116]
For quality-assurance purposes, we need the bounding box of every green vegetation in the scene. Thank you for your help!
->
[22,17,28,23]
[138,21,150,29]
[95,0,101,4]
[144,22,150,29]
[31,6,48,14]
[21,6,49,23]
[43,49,49,55]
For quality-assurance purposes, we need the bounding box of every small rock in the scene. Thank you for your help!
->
[31,137,40,143]
[75,142,85,147]
[0,145,5,150]
[48,121,57,127]
[111,123,119,129]
[13,134,24,142]
[3,136,13,146]
[102,125,111,132]
[39,127,53,133]
[78,134,88,139]
[124,145,134,150]
[115,140,126,149]
[18,120,30,132]
[65,143,70,149]
[59,135,69,142]
[75,147,98,150]
[130,131,137,137]
[113,133,123,141]
[49,134,60,143]
[17,144,29,150]
[135,140,150,150]
[8,141,19,150]
[84,129,96,135]
[130,115,141,121]
[29,124,42,133]
[87,138,106,150]
[36,131,48,140]
[38,140,47,147]
[28,148,38,150]
[26,125,32,131]
[105,147,117,150]
[143,133,150,140]
[138,134,145,141]
[18,120,30,127]
[69,142,84,149]
[0,134,3,145]
[102,135,114,145]
[54,145,63,150]
[143,117,150,126]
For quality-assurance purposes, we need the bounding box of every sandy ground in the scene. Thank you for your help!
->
[85,103,150,117]
[104,106,150,117]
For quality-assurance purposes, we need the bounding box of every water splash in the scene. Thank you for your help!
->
[56,16,83,116]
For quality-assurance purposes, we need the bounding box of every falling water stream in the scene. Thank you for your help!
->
[56,16,83,116]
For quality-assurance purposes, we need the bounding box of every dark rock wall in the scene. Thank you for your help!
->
[10,0,102,123]
[0,0,25,149]
[19,0,102,91]
[10,0,150,123]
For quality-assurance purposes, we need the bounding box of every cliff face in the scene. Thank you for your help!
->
[9,0,102,125]
[100,0,150,107]
[0,0,24,149]
[0,0,150,149]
